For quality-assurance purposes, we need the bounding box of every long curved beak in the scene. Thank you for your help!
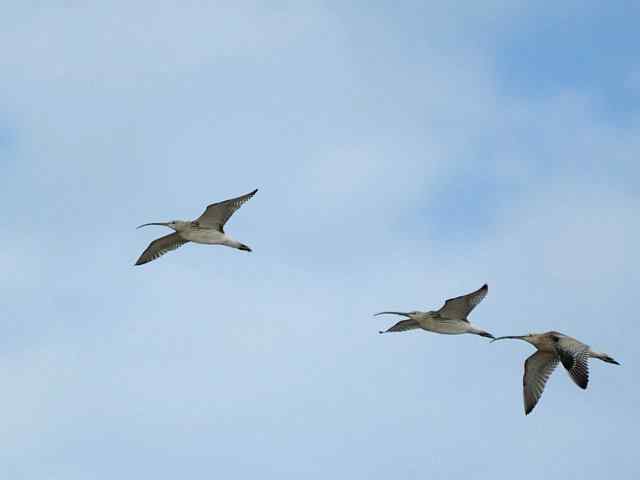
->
[490,335,527,344]
[137,222,170,229]
[374,311,411,317]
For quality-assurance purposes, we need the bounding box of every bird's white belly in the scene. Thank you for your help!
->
[421,317,469,335]
[181,228,226,245]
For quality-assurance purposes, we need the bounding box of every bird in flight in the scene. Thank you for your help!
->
[491,331,620,414]
[135,189,257,266]
[376,284,494,339]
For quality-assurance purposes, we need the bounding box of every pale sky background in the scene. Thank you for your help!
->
[1,2,639,479]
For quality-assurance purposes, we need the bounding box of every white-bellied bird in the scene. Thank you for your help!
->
[376,284,494,339]
[135,189,257,266]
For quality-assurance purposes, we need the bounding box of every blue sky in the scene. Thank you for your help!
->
[1,2,638,478]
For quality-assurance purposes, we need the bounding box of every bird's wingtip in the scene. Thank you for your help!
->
[134,256,149,266]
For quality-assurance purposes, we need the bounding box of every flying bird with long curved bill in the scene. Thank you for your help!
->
[135,189,257,266]
[376,284,494,339]
[491,331,620,415]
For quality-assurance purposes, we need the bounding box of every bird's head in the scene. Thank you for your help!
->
[546,331,563,341]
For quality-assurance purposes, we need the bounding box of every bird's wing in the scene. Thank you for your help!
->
[555,337,590,389]
[437,284,488,321]
[135,233,189,266]
[379,319,420,334]
[523,351,559,415]
[195,189,258,231]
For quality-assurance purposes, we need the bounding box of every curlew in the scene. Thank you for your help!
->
[376,284,494,339]
[135,189,257,266]
[492,331,620,414]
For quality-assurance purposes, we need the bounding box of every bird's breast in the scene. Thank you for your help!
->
[420,317,469,334]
